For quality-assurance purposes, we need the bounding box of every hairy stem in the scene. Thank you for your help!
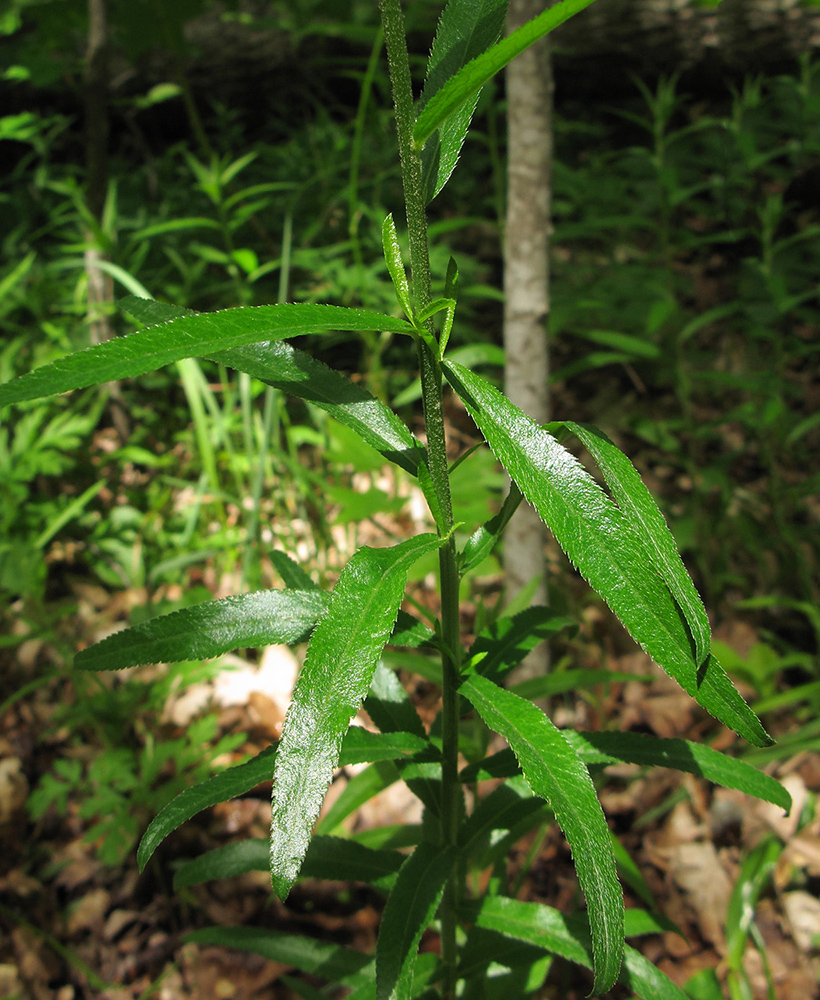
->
[378,1,462,995]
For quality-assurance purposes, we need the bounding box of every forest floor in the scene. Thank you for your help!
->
[2,562,819,1000]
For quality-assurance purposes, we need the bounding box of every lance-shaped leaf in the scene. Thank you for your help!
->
[419,0,508,201]
[564,730,790,812]
[0,303,414,408]
[558,420,710,672]
[122,295,426,477]
[212,340,426,476]
[175,835,404,890]
[185,927,372,983]
[375,841,456,1000]
[461,673,623,995]
[382,214,413,319]
[269,534,442,899]
[138,745,276,871]
[414,0,598,150]
[470,896,690,1000]
[459,481,523,573]
[444,360,772,748]
[467,606,575,683]
[75,589,329,671]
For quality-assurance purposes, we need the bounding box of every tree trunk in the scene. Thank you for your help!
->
[84,0,129,439]
[503,0,554,691]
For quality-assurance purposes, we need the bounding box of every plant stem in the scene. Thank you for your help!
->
[378,1,462,994]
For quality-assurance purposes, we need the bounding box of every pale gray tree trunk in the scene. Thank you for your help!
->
[503,0,554,689]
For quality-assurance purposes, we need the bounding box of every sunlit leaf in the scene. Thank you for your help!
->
[75,589,328,671]
[557,421,710,671]
[420,0,508,200]
[270,535,442,898]
[0,303,414,408]
[444,360,772,748]
[414,0,598,150]
[461,674,623,994]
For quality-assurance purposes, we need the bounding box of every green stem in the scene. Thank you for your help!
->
[378,2,462,995]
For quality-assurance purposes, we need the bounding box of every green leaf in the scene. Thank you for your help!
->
[174,835,404,890]
[382,214,413,319]
[212,339,426,476]
[184,927,372,983]
[564,730,791,812]
[75,589,328,671]
[510,668,652,702]
[467,606,575,683]
[365,662,428,738]
[414,0,598,151]
[0,303,415,408]
[270,535,442,898]
[459,482,523,573]
[138,745,276,871]
[470,896,690,1000]
[558,421,710,671]
[460,674,623,995]
[270,550,319,590]
[419,0,508,201]
[444,360,772,748]
[376,841,456,1000]
[339,727,430,766]
[458,775,547,862]
[316,759,402,835]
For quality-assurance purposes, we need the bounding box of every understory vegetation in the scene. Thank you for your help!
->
[1,2,819,998]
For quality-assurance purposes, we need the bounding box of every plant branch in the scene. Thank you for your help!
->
[378,2,462,995]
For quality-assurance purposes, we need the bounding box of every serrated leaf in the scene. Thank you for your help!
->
[420,0,508,200]
[461,674,623,994]
[316,759,402,835]
[376,841,456,1000]
[184,927,372,983]
[75,589,328,671]
[511,668,651,702]
[270,550,319,590]
[444,360,772,748]
[459,481,523,572]
[138,745,276,871]
[458,776,546,861]
[467,606,575,682]
[365,662,427,738]
[414,0,598,151]
[213,339,426,476]
[470,896,690,1000]
[382,214,413,319]
[565,730,791,812]
[339,727,430,766]
[174,835,404,890]
[559,421,710,672]
[269,535,442,898]
[0,303,415,408]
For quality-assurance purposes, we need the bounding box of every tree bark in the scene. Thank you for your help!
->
[503,0,554,690]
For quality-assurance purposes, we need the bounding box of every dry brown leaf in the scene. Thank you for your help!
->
[669,840,733,952]
[783,890,820,953]
[66,886,110,935]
